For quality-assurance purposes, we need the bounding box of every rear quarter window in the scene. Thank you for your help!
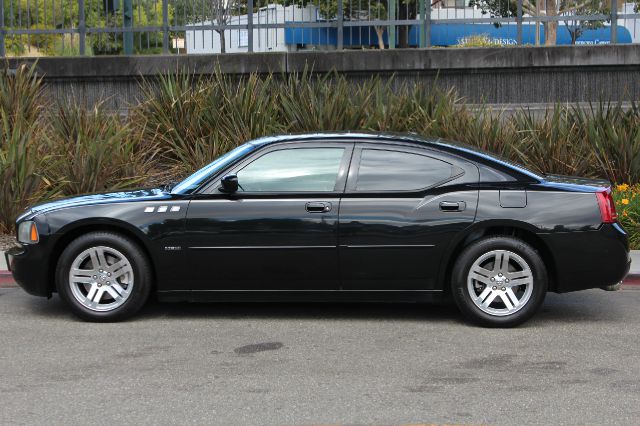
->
[355,149,457,191]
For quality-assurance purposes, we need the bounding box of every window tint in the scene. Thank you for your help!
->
[356,149,454,191]
[236,148,345,192]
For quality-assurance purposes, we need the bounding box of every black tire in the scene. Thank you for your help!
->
[451,236,548,328]
[56,231,152,322]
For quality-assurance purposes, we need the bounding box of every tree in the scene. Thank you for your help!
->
[562,6,607,44]
[173,0,239,53]
[469,0,610,46]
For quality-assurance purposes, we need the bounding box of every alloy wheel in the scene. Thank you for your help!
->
[466,249,534,316]
[68,245,134,312]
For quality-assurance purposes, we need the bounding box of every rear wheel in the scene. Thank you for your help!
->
[56,232,152,322]
[451,236,547,327]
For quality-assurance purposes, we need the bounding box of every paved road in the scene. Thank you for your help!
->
[1,287,639,426]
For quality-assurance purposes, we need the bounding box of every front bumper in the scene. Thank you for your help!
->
[541,222,630,293]
[5,244,51,297]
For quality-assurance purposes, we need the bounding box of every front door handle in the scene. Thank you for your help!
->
[306,202,332,213]
[439,201,466,212]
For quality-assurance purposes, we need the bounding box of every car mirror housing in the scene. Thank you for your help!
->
[219,175,239,193]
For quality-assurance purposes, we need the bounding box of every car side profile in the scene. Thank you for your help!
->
[6,133,630,326]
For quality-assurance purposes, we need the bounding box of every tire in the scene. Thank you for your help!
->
[451,236,548,328]
[56,231,152,322]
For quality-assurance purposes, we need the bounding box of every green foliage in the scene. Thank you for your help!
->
[612,184,640,249]
[0,63,51,233]
[48,100,156,195]
[3,0,173,56]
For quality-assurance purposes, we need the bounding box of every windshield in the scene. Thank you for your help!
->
[171,143,256,194]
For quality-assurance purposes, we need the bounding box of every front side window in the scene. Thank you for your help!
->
[236,148,345,192]
[355,149,455,191]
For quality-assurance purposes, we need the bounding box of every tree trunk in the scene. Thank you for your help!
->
[217,30,226,53]
[399,26,409,48]
[544,0,558,46]
[375,27,386,49]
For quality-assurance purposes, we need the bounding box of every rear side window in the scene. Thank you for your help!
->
[237,147,345,192]
[355,149,455,191]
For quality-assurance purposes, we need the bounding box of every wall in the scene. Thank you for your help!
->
[6,45,640,112]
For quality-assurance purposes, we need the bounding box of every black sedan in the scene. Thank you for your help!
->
[6,133,630,326]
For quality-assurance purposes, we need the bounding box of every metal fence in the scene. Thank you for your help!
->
[2,0,640,56]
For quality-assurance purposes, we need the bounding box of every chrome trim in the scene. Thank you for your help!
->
[189,245,335,250]
[340,244,435,248]
[158,289,443,292]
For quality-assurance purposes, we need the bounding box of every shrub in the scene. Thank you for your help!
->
[48,100,157,196]
[0,63,51,233]
[612,184,640,249]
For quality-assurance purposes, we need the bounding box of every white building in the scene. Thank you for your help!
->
[185,4,317,54]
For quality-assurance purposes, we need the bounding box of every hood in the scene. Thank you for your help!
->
[20,188,171,220]
[542,174,611,192]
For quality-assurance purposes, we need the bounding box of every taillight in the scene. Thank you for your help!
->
[596,188,618,223]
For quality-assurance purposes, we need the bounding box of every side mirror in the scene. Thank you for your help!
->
[219,175,239,193]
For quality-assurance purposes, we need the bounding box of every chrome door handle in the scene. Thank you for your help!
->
[439,201,466,212]
[306,202,332,213]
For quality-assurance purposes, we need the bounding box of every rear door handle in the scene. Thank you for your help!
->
[439,201,466,212]
[306,202,332,213]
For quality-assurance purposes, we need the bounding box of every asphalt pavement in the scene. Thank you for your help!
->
[1,286,639,425]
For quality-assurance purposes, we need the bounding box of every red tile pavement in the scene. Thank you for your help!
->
[0,272,16,288]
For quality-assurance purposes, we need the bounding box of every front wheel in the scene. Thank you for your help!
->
[56,232,152,322]
[451,236,548,327]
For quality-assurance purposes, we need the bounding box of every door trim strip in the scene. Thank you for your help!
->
[189,245,335,250]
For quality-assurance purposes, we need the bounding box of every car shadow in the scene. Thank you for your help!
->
[136,298,463,323]
[13,288,628,326]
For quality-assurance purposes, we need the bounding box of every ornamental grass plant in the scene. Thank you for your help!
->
[3,63,640,248]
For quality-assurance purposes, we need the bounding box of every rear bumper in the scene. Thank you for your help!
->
[540,222,630,293]
[5,244,51,297]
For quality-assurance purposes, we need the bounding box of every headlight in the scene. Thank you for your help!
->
[17,221,39,244]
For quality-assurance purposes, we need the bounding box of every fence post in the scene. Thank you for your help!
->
[388,0,396,49]
[0,0,5,57]
[425,0,431,47]
[516,0,523,45]
[247,0,253,53]
[336,0,343,50]
[78,0,86,55]
[611,0,618,44]
[419,0,425,47]
[162,0,169,53]
[123,0,133,55]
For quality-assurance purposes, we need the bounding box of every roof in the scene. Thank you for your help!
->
[247,132,435,147]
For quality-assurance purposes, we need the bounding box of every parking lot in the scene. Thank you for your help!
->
[1,286,639,425]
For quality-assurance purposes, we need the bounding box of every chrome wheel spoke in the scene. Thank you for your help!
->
[89,288,105,308]
[481,290,499,308]
[476,286,492,304]
[86,283,99,301]
[69,245,134,312]
[494,251,509,273]
[70,270,95,284]
[499,292,514,311]
[505,288,520,308]
[111,282,128,297]
[470,266,493,285]
[104,285,122,301]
